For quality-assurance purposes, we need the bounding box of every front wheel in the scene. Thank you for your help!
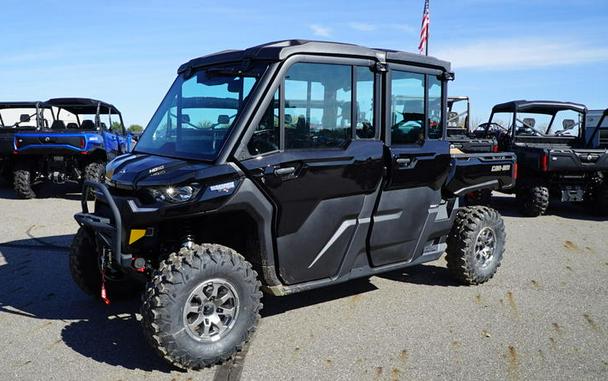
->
[141,244,262,370]
[69,227,141,300]
[446,206,506,285]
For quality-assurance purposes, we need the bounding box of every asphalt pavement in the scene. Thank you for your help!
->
[0,183,607,381]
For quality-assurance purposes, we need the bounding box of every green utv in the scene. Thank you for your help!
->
[71,40,515,369]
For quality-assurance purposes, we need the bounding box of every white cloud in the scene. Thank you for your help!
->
[434,38,608,70]
[389,23,416,35]
[309,24,332,37]
[348,22,377,32]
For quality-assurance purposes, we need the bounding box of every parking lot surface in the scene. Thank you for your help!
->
[0,183,607,380]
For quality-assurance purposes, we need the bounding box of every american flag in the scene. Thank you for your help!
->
[418,0,430,55]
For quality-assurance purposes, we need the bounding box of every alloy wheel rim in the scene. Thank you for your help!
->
[183,278,240,342]
[474,227,496,268]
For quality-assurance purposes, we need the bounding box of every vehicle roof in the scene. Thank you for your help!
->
[46,98,120,115]
[492,100,587,114]
[0,101,50,109]
[178,39,451,74]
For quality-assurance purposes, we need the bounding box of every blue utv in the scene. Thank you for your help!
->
[12,98,133,198]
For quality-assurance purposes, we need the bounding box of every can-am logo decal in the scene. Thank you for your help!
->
[209,181,235,193]
[491,164,511,172]
[148,165,165,174]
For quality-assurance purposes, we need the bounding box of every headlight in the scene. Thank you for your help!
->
[148,183,201,203]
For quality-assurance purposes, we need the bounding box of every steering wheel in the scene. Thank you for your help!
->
[477,122,508,133]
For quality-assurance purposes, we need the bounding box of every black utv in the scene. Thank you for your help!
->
[0,101,53,183]
[446,96,501,205]
[447,96,498,153]
[71,40,515,369]
[479,100,608,216]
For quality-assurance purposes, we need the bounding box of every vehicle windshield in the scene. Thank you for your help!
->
[135,65,263,161]
[490,109,584,137]
[0,107,53,129]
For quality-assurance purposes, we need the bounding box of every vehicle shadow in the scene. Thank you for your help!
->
[491,192,607,221]
[376,264,462,287]
[261,277,378,318]
[0,234,176,373]
[0,182,82,201]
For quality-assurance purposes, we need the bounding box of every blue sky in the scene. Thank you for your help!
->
[1,0,607,126]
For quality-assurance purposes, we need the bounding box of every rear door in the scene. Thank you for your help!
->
[368,66,451,266]
[239,60,384,285]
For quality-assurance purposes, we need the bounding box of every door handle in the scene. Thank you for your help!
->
[396,158,412,167]
[274,167,295,176]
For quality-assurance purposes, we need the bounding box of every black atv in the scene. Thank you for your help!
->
[11,98,133,198]
[479,100,608,216]
[0,101,53,184]
[71,40,516,369]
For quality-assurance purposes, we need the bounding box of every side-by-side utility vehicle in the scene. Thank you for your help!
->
[478,101,608,216]
[12,98,132,198]
[447,96,498,153]
[0,101,53,183]
[71,40,515,369]
[446,96,500,205]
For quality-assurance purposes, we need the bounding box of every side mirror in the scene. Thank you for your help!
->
[562,119,575,130]
[20,114,30,123]
[181,114,191,124]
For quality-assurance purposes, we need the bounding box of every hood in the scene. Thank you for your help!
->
[105,153,239,189]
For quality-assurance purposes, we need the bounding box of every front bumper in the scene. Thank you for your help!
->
[74,181,132,267]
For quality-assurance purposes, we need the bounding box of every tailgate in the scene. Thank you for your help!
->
[548,149,608,172]
[444,153,516,196]
[15,132,86,153]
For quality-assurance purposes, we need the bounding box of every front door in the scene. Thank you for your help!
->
[368,67,450,266]
[240,61,384,285]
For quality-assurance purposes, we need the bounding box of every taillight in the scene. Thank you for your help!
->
[513,162,518,180]
[79,137,86,149]
[15,138,23,149]
[540,152,549,172]
[492,144,499,153]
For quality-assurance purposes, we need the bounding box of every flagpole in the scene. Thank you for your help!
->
[426,0,430,56]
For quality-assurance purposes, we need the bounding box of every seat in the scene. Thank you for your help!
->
[66,122,78,129]
[80,120,96,130]
[50,120,66,130]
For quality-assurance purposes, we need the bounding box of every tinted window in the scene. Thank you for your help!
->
[355,67,375,138]
[427,75,443,139]
[248,90,279,155]
[391,71,425,145]
[284,63,352,149]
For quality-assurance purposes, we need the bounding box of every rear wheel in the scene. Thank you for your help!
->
[84,161,105,183]
[446,206,506,285]
[141,244,262,369]
[83,162,105,199]
[69,227,141,300]
[516,184,549,217]
[13,168,35,199]
[591,183,608,216]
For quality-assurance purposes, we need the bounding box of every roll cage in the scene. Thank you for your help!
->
[46,97,125,132]
[488,100,588,140]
